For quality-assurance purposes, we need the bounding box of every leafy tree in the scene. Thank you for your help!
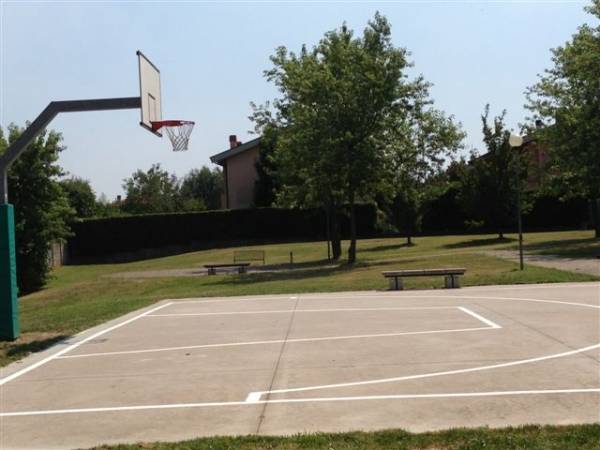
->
[460,106,527,239]
[94,194,126,218]
[252,124,279,208]
[0,125,73,293]
[60,177,98,218]
[386,91,465,244]
[179,166,222,210]
[525,1,600,236]
[122,163,181,214]
[255,13,445,263]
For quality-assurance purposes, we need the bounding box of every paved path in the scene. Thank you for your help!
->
[486,250,599,277]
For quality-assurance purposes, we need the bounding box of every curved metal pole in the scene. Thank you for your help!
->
[0,96,141,203]
[0,96,141,340]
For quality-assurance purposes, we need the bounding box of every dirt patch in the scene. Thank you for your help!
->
[486,250,600,276]
[107,263,341,280]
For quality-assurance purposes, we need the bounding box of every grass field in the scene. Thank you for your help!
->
[1,230,598,368]
[89,424,600,449]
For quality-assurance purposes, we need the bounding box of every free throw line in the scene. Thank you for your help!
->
[57,325,495,360]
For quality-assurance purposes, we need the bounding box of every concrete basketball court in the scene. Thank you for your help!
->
[1,282,599,450]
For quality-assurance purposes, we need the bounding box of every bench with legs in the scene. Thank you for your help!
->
[382,268,467,290]
[204,263,250,275]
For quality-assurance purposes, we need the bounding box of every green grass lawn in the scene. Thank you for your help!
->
[2,230,598,368]
[88,424,600,450]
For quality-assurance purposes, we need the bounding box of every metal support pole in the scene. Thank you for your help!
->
[517,188,524,271]
[0,96,141,340]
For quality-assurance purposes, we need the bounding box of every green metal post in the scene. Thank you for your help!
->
[0,204,19,340]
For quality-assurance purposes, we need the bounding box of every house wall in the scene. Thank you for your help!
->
[225,146,259,209]
[523,141,550,189]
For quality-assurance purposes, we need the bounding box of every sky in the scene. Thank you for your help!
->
[0,0,594,199]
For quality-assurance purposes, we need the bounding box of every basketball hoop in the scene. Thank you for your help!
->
[151,120,195,151]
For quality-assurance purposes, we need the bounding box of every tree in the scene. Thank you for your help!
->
[460,106,526,239]
[525,1,600,237]
[386,91,465,244]
[94,193,126,218]
[60,177,98,218]
[122,164,181,214]
[255,13,440,263]
[179,166,222,210]
[252,124,279,208]
[0,125,73,293]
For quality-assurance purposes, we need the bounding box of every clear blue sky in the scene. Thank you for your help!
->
[1,1,593,199]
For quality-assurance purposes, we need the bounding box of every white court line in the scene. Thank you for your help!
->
[2,388,599,417]
[171,293,600,309]
[0,302,173,386]
[245,342,600,402]
[57,326,495,360]
[300,295,600,310]
[146,306,457,317]
[458,307,502,329]
[165,295,297,304]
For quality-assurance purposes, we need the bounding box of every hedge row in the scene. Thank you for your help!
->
[421,194,590,234]
[67,205,377,261]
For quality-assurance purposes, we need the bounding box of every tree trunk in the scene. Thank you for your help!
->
[406,235,412,246]
[324,206,331,261]
[329,203,342,260]
[498,230,504,240]
[348,194,357,264]
[591,198,600,239]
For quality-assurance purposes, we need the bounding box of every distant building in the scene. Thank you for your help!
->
[521,135,550,189]
[475,133,550,190]
[210,135,261,209]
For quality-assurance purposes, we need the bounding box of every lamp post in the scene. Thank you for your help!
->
[509,133,524,271]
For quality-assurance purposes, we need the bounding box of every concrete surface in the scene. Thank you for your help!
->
[0,282,599,449]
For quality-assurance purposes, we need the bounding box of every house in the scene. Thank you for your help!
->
[210,135,261,209]
[521,135,550,189]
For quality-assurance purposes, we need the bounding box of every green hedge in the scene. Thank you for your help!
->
[67,205,377,261]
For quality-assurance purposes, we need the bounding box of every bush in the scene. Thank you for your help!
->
[67,205,377,261]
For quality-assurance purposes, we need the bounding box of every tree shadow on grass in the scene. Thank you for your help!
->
[366,243,414,253]
[524,237,600,259]
[443,237,516,249]
[206,257,426,287]
[256,259,335,271]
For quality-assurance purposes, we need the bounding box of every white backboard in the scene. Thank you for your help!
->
[137,50,162,136]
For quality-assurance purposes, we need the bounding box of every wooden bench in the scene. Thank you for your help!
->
[204,263,250,275]
[382,268,467,290]
[234,250,265,265]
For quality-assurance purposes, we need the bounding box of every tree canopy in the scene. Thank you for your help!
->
[60,177,98,218]
[121,164,183,214]
[459,106,527,239]
[526,0,600,234]
[0,125,73,293]
[179,166,223,211]
[253,13,464,261]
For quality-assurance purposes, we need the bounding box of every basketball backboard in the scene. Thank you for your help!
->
[137,50,162,136]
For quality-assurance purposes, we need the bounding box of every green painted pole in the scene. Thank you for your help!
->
[0,204,19,340]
